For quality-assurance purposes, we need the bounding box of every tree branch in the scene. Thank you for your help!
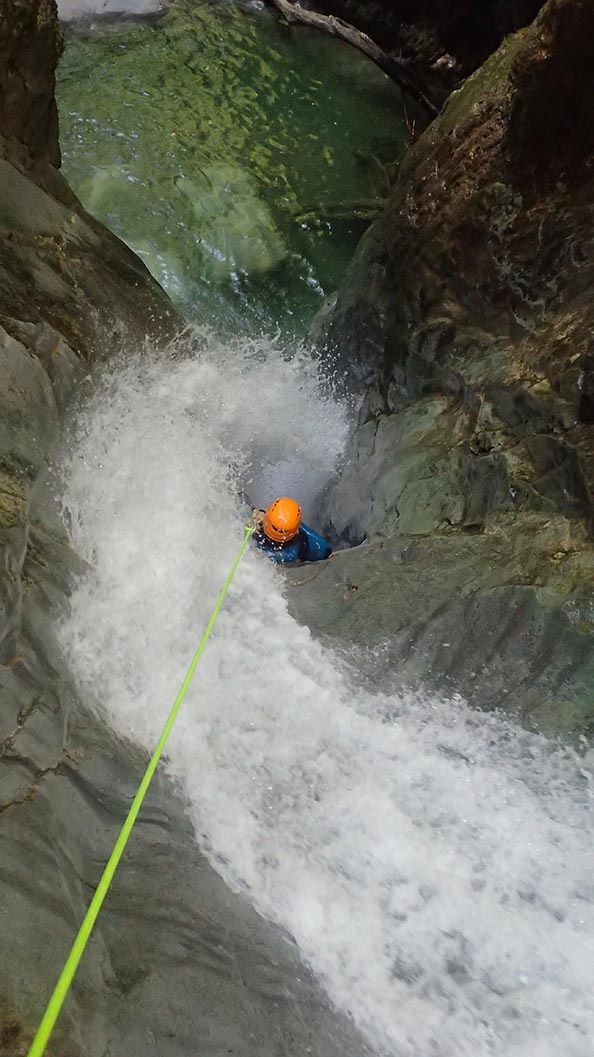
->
[264,0,439,118]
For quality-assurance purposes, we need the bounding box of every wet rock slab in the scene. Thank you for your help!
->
[285,521,594,735]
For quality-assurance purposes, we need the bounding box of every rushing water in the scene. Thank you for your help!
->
[58,0,407,337]
[59,340,594,1057]
[55,3,594,1055]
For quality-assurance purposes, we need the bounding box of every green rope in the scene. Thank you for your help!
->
[27,524,254,1057]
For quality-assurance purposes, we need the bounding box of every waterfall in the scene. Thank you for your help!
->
[58,332,594,1057]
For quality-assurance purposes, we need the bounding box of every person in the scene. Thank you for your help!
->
[251,497,332,564]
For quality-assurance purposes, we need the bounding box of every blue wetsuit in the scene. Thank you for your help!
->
[254,522,332,564]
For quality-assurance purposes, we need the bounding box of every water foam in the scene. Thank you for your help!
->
[59,337,594,1057]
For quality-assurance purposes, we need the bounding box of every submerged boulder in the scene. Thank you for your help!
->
[176,165,288,281]
[293,0,594,736]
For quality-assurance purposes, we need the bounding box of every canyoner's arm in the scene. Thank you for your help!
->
[246,508,265,530]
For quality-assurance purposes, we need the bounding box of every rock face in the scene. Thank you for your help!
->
[0,4,370,1057]
[288,0,594,736]
[0,0,63,168]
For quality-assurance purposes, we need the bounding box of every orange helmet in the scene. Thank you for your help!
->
[262,497,301,543]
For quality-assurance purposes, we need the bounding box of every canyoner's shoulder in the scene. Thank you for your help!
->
[300,522,333,563]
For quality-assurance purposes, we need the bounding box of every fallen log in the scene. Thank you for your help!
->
[264,0,439,118]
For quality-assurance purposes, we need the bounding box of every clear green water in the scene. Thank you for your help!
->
[58,0,406,338]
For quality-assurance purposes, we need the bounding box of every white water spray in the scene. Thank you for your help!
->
[59,335,594,1057]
